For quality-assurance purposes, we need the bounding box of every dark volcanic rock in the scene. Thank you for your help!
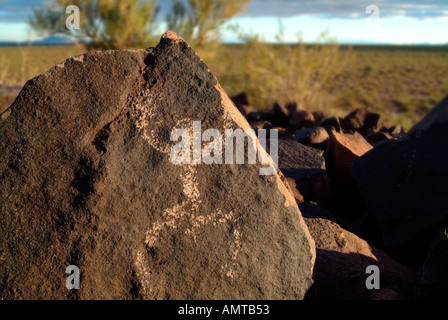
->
[351,97,448,267]
[246,110,262,122]
[324,130,372,219]
[320,116,341,133]
[277,139,325,171]
[299,201,344,226]
[351,124,448,247]
[276,139,331,208]
[363,112,383,131]
[311,111,325,125]
[230,91,250,116]
[250,120,272,130]
[325,130,373,185]
[364,130,391,144]
[416,229,448,299]
[304,217,415,300]
[388,124,404,136]
[284,101,299,115]
[0,31,315,299]
[341,108,368,131]
[271,102,290,127]
[294,126,329,151]
[290,109,315,129]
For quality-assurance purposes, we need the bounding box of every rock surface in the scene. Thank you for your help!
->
[351,120,448,250]
[290,109,315,129]
[320,116,341,133]
[304,216,415,300]
[294,126,329,150]
[324,130,373,219]
[341,108,368,131]
[0,31,315,299]
[275,139,331,208]
[408,95,448,138]
[325,130,373,185]
[299,201,344,227]
[416,229,448,299]
[285,177,304,204]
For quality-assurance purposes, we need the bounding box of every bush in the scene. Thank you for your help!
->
[216,23,354,112]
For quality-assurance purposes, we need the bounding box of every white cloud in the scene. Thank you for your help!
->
[243,0,448,20]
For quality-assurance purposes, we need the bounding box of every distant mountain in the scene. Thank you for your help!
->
[339,38,448,46]
[32,35,76,45]
[0,35,77,46]
[338,38,393,45]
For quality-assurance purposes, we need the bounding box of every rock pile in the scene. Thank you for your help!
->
[351,95,448,270]
[230,94,405,149]
[232,90,448,300]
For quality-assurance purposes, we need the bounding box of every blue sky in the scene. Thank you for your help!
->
[0,0,447,44]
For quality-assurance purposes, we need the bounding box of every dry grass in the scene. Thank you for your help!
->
[1,42,447,129]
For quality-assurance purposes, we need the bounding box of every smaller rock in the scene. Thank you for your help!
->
[388,124,404,136]
[324,130,373,219]
[250,120,272,130]
[290,109,315,128]
[246,111,262,122]
[370,289,408,300]
[250,121,282,139]
[312,111,326,125]
[363,112,383,131]
[285,101,299,115]
[276,139,331,208]
[364,130,392,144]
[325,130,373,186]
[273,126,289,139]
[320,116,342,133]
[341,108,368,131]
[276,139,325,171]
[272,102,290,127]
[294,126,329,150]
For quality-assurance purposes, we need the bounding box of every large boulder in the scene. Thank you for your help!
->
[0,31,315,299]
[351,96,448,267]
